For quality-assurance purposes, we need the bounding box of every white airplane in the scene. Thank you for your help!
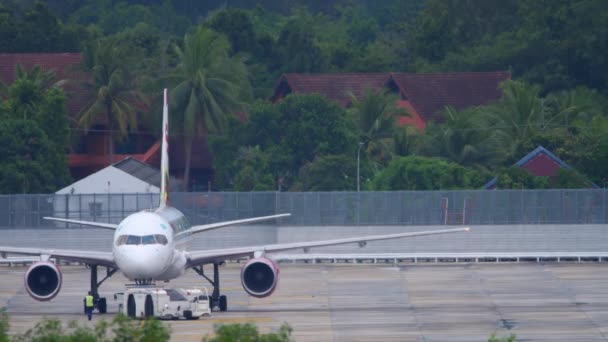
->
[0,89,469,314]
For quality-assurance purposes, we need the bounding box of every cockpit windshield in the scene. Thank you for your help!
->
[142,235,155,245]
[126,235,141,245]
[116,234,169,246]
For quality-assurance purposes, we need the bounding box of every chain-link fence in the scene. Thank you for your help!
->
[0,189,606,228]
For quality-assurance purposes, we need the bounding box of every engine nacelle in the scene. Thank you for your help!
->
[241,257,279,298]
[24,261,62,301]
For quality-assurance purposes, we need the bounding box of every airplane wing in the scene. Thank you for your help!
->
[186,227,469,266]
[0,246,115,268]
[43,217,118,230]
[176,213,291,237]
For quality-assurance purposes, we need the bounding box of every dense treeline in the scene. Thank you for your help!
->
[0,0,606,192]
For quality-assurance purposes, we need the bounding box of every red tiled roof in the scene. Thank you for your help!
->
[396,100,426,131]
[0,53,88,117]
[520,154,563,177]
[272,73,391,106]
[0,53,82,82]
[390,71,511,122]
[271,71,510,125]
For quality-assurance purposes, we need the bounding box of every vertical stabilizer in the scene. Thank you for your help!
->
[160,88,170,208]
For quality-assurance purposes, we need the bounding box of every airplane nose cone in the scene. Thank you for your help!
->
[116,246,171,279]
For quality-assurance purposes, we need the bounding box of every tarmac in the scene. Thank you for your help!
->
[2,262,608,341]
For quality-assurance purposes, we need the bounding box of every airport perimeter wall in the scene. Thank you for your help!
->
[0,224,606,254]
[0,190,606,256]
[0,189,607,227]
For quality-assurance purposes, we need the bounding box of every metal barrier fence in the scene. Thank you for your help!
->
[0,189,606,228]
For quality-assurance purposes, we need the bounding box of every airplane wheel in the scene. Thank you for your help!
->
[145,295,154,318]
[97,298,107,314]
[219,295,227,312]
[127,295,136,318]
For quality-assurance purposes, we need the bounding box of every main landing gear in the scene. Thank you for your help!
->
[192,262,227,311]
[85,264,118,314]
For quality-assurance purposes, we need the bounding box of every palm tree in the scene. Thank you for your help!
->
[14,64,56,90]
[544,86,605,129]
[78,38,147,164]
[8,65,57,119]
[483,80,545,162]
[163,26,250,188]
[347,89,408,170]
[432,106,496,167]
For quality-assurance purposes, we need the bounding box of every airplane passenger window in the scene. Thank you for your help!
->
[126,235,141,245]
[155,234,168,245]
[142,235,155,245]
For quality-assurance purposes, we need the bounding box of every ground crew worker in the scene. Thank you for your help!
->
[84,291,94,321]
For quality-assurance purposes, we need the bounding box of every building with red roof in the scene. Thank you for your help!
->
[0,53,512,188]
[483,146,598,189]
[0,53,212,187]
[271,71,511,131]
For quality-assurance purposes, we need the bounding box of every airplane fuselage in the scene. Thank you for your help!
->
[112,207,191,282]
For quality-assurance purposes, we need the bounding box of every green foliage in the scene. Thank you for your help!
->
[233,146,276,191]
[8,314,170,342]
[208,9,258,56]
[203,322,293,342]
[0,1,83,52]
[0,120,59,193]
[210,94,357,190]
[347,89,406,170]
[414,0,608,94]
[370,156,488,191]
[488,333,517,342]
[0,308,8,342]
[482,80,545,164]
[111,23,161,74]
[164,25,251,188]
[424,106,496,167]
[295,154,357,191]
[276,12,326,73]
[79,37,148,164]
[494,167,549,190]
[553,169,593,189]
[277,94,356,166]
[2,0,607,191]
[0,70,71,194]
[68,0,190,36]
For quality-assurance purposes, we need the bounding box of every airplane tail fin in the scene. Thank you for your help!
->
[160,88,170,208]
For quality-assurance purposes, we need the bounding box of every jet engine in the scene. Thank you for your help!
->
[240,257,279,298]
[24,261,62,301]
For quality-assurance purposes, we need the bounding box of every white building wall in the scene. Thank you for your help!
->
[56,166,160,195]
[53,166,160,225]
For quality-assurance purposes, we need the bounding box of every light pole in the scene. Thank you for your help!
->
[357,142,364,192]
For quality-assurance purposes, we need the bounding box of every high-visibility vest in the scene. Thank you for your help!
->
[85,295,94,308]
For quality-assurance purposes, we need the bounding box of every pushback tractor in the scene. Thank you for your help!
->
[115,287,211,320]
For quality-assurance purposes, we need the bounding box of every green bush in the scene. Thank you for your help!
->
[203,323,293,342]
[0,309,8,342]
[488,333,516,342]
[7,314,170,342]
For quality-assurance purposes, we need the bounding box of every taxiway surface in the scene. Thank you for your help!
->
[2,263,608,341]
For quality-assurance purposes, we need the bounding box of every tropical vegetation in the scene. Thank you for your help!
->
[0,0,606,192]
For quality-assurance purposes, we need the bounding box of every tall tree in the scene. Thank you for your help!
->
[370,156,488,191]
[428,106,496,167]
[0,71,71,193]
[483,80,546,163]
[276,13,325,72]
[347,89,407,170]
[78,38,147,165]
[165,26,250,188]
